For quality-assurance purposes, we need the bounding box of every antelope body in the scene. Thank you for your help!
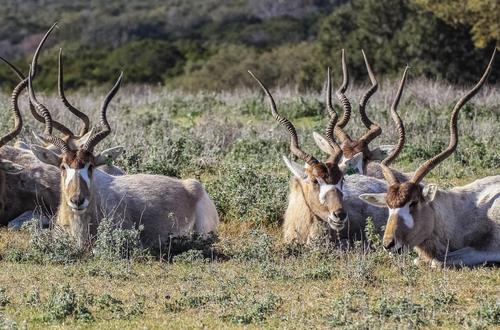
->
[0,146,59,226]
[54,168,219,248]
[360,49,499,267]
[27,37,219,247]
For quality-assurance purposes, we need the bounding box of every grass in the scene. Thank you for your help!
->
[0,78,499,328]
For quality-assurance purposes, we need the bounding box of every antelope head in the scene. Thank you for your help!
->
[320,50,390,175]
[249,71,348,231]
[360,50,496,252]
[28,65,124,215]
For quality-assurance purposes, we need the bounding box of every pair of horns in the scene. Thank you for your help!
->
[381,49,497,186]
[24,23,123,153]
[333,50,381,146]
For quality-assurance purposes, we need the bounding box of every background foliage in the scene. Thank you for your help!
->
[0,0,497,92]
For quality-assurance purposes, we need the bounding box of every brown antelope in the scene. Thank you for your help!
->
[248,69,411,244]
[28,66,219,248]
[360,50,499,267]
[316,50,403,179]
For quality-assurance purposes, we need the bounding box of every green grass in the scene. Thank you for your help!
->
[0,80,499,328]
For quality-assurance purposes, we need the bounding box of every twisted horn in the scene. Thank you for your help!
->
[82,72,123,152]
[334,49,352,143]
[29,23,75,138]
[411,49,496,184]
[325,67,343,164]
[380,66,410,186]
[28,65,69,153]
[357,50,381,145]
[248,71,318,166]
[59,48,90,136]
[0,58,23,147]
[1,55,75,141]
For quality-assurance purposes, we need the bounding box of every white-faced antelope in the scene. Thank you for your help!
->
[248,70,416,244]
[28,66,219,248]
[360,50,499,267]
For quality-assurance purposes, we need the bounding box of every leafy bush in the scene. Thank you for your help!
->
[92,217,145,261]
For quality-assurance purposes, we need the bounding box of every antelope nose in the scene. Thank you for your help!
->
[71,197,86,207]
[335,210,348,221]
[384,239,395,250]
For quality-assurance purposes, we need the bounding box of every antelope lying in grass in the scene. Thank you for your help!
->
[249,68,411,244]
[0,24,124,227]
[360,50,499,267]
[28,66,219,248]
[316,50,404,179]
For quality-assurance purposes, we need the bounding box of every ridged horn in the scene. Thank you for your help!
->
[248,71,318,166]
[380,66,410,186]
[82,72,123,152]
[28,65,70,153]
[59,48,90,136]
[325,67,343,164]
[410,49,496,184]
[357,50,381,145]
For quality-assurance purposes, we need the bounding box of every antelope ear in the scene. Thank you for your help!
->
[351,152,363,164]
[32,132,49,145]
[14,140,30,150]
[72,129,94,149]
[282,156,307,180]
[0,160,24,174]
[30,145,62,167]
[312,132,336,155]
[359,193,387,207]
[370,145,396,161]
[95,146,124,166]
[423,184,438,203]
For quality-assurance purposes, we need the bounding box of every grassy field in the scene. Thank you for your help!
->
[0,78,499,328]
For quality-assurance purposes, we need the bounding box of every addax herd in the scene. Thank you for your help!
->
[1,24,499,267]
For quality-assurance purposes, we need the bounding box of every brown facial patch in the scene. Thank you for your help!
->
[61,149,95,170]
[341,140,370,159]
[307,162,342,185]
[385,182,422,208]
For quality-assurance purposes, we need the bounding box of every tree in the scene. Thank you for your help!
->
[317,0,498,83]
[415,0,499,48]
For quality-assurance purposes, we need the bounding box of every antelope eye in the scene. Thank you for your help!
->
[311,178,318,185]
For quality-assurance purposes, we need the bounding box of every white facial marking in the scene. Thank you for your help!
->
[318,181,343,204]
[389,202,414,228]
[64,163,91,188]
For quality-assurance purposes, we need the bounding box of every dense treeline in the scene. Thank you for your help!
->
[0,0,497,92]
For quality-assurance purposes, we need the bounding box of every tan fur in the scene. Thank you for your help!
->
[283,174,389,244]
[384,176,500,266]
[0,145,123,226]
[0,146,60,225]
[50,149,219,248]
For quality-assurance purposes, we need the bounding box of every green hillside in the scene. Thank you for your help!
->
[0,0,497,91]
